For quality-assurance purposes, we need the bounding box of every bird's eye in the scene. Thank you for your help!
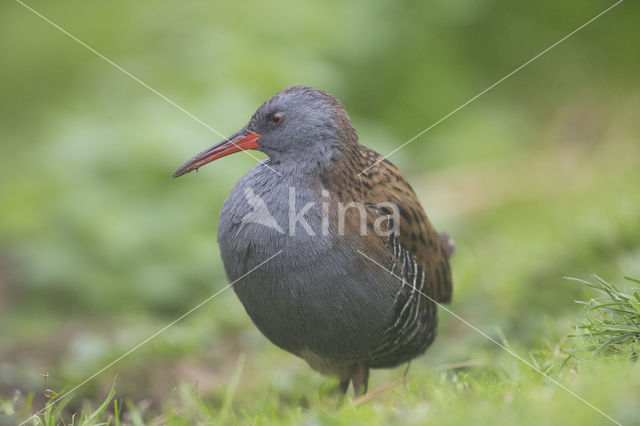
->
[270,113,283,124]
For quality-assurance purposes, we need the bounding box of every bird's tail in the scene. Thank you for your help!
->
[438,232,456,259]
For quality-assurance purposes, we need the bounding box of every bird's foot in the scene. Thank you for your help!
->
[351,363,370,396]
[337,363,370,396]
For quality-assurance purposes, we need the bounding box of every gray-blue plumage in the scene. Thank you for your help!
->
[175,86,453,395]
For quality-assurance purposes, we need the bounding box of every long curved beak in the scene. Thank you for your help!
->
[173,127,261,178]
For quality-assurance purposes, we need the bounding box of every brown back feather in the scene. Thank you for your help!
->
[321,144,453,304]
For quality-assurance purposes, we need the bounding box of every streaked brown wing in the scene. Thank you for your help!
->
[356,146,453,303]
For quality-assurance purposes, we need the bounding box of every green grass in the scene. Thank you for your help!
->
[2,384,117,426]
[3,276,639,425]
[2,351,638,425]
[570,275,640,357]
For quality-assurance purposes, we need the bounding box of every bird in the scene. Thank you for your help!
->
[173,85,454,396]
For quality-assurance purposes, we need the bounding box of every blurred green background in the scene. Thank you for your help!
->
[1,0,639,424]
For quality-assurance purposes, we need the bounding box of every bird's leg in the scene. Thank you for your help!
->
[403,360,412,378]
[351,363,370,396]
[338,378,350,395]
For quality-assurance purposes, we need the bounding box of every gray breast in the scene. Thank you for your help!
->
[216,162,398,361]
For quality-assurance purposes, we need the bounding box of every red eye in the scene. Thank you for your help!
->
[271,113,283,124]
